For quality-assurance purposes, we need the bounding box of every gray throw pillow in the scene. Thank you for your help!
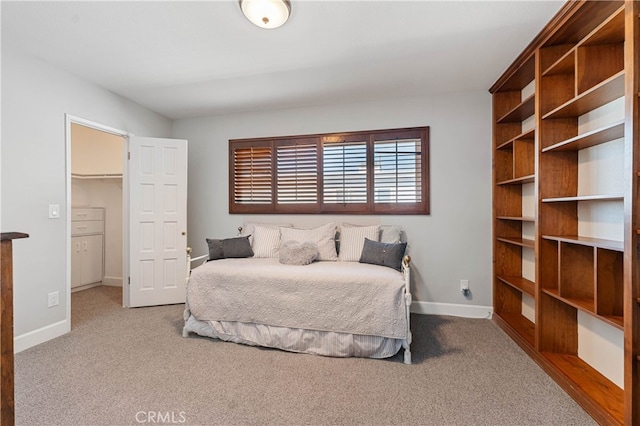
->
[206,236,254,260]
[221,235,254,258]
[359,238,407,271]
[206,238,224,260]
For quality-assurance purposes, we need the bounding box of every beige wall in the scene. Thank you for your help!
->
[71,123,123,176]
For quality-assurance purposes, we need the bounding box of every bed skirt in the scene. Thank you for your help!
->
[183,313,403,359]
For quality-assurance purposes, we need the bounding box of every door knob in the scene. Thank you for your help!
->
[181,231,186,235]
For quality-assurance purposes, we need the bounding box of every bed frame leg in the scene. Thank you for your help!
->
[182,326,189,338]
[403,348,412,365]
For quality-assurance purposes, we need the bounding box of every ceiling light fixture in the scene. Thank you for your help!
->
[239,0,291,29]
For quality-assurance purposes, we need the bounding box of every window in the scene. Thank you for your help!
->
[229,127,429,214]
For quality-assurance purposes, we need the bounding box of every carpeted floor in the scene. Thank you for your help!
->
[14,286,596,425]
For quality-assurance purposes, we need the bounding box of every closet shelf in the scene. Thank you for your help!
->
[72,173,122,179]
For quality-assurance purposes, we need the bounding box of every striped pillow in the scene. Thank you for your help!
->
[241,222,292,244]
[252,226,282,258]
[280,222,338,261]
[338,225,380,262]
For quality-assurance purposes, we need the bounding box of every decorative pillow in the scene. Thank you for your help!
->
[279,222,338,261]
[279,240,319,265]
[342,222,403,244]
[359,238,407,271]
[252,225,281,258]
[241,222,292,244]
[380,225,403,244]
[206,238,224,261]
[222,236,254,258]
[338,225,380,262]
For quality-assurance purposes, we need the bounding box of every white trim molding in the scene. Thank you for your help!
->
[14,319,69,353]
[102,276,123,287]
[411,301,493,319]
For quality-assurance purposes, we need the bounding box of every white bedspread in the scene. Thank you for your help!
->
[187,258,408,339]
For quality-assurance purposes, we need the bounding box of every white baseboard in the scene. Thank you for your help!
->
[411,301,493,319]
[14,319,69,353]
[102,276,123,287]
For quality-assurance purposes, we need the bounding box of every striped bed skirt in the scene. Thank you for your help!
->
[184,314,403,359]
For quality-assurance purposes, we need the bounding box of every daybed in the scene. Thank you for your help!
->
[182,222,413,364]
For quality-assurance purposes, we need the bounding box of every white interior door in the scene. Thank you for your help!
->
[128,136,188,307]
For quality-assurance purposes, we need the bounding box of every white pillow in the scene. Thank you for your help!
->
[338,225,380,262]
[380,225,403,244]
[252,226,282,258]
[342,223,403,244]
[241,222,292,244]
[280,222,338,261]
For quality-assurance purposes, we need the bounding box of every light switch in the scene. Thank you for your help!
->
[48,204,60,219]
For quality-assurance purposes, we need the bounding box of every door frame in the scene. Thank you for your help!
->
[65,114,133,319]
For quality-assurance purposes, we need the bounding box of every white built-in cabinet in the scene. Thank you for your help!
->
[71,208,104,289]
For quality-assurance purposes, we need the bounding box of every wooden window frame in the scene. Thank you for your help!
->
[229,126,430,215]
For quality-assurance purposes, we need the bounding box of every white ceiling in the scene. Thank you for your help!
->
[2,0,564,120]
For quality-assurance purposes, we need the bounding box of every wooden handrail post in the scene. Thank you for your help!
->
[1,232,29,426]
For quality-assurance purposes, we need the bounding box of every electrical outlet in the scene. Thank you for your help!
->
[460,280,470,296]
[47,291,59,308]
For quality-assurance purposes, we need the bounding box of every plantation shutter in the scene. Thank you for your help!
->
[322,138,368,211]
[276,139,319,211]
[230,143,273,212]
[372,128,428,214]
[229,126,429,215]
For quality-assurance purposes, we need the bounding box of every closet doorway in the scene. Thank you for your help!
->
[69,121,127,318]
[66,115,189,316]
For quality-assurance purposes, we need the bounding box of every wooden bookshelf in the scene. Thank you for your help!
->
[496,237,535,249]
[496,175,535,186]
[543,353,624,425]
[491,1,637,424]
[496,216,535,222]
[495,312,535,348]
[497,94,536,123]
[541,235,624,251]
[1,232,29,426]
[541,120,624,152]
[497,275,535,297]
[542,71,625,120]
[492,41,538,406]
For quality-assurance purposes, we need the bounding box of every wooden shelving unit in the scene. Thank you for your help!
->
[492,46,538,352]
[490,1,638,424]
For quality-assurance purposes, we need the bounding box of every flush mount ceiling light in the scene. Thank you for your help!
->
[239,0,291,29]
